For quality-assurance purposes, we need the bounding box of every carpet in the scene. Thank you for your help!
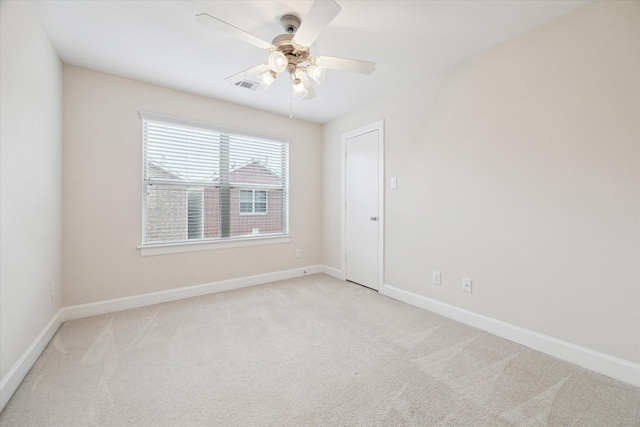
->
[1,274,638,426]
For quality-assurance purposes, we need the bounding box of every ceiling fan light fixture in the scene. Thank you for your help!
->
[269,51,288,73]
[306,64,326,84]
[257,70,276,90]
[292,77,308,99]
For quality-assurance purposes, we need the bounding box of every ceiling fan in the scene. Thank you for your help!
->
[196,0,375,100]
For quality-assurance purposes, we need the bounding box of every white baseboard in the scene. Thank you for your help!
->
[0,309,65,412]
[380,284,640,388]
[0,265,323,412]
[64,265,323,321]
[321,264,345,280]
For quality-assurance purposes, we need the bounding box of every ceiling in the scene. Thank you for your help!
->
[34,0,588,124]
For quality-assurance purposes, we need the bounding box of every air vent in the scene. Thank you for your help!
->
[234,80,260,91]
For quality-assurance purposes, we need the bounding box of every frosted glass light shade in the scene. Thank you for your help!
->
[307,64,326,84]
[269,51,288,73]
[292,78,308,99]
[257,70,276,90]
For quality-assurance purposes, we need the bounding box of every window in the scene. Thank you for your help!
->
[141,112,288,246]
[240,190,267,214]
[187,188,204,239]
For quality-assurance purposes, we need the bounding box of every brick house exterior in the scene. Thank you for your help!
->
[145,160,284,242]
[229,161,283,237]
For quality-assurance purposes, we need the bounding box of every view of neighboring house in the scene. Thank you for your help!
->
[145,159,285,243]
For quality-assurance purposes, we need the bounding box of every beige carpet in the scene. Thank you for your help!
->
[1,274,638,426]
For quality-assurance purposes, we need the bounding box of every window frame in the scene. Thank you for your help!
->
[139,111,290,256]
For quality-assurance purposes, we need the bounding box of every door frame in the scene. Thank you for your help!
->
[341,120,384,291]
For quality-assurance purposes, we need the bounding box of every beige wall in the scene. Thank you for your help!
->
[62,66,322,306]
[323,0,640,364]
[0,1,63,381]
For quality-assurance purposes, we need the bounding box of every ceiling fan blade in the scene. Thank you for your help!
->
[291,0,341,49]
[314,56,376,75]
[224,63,271,84]
[298,71,316,100]
[196,13,275,51]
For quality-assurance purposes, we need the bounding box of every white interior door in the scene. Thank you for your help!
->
[345,129,379,290]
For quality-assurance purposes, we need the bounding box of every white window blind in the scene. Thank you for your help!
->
[141,112,289,245]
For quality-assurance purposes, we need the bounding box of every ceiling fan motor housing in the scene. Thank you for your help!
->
[272,32,309,72]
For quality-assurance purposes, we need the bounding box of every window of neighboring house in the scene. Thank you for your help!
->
[240,189,267,214]
[141,112,289,248]
[187,188,204,239]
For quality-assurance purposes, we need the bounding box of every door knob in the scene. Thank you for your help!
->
[370,216,378,221]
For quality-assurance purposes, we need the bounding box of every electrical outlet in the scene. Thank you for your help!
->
[391,177,397,189]
[295,249,301,258]
[462,278,472,293]
[51,283,56,301]
[432,271,441,285]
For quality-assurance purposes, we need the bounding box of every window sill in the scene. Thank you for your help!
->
[138,235,292,257]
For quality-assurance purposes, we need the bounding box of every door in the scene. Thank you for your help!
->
[345,128,380,290]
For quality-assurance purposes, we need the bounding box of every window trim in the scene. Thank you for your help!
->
[138,234,292,257]
[139,111,290,254]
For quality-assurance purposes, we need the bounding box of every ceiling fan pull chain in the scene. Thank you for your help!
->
[290,91,293,119]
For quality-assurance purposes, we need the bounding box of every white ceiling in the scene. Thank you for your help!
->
[34,0,588,124]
